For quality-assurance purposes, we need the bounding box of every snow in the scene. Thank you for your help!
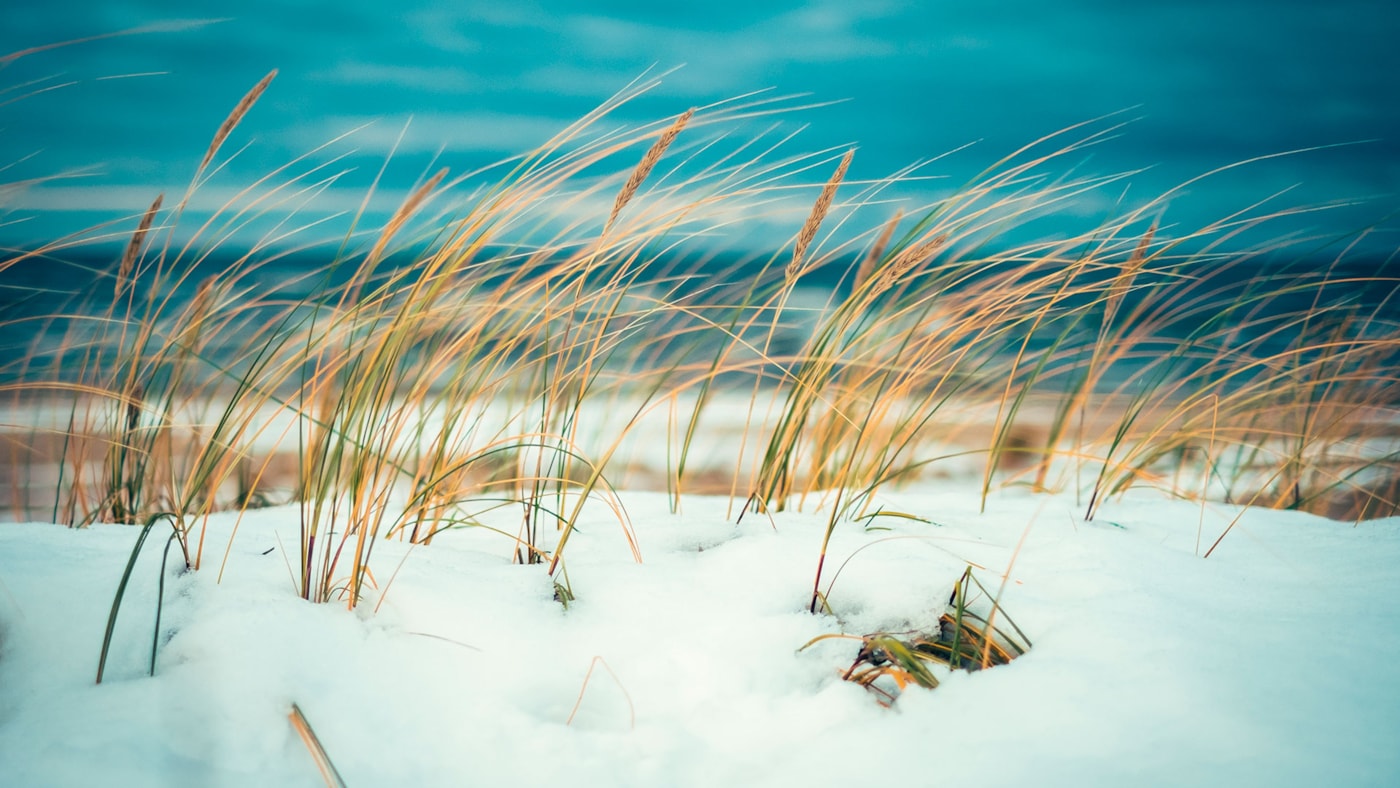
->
[2,483,1398,786]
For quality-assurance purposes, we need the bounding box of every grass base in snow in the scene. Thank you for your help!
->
[805,566,1032,705]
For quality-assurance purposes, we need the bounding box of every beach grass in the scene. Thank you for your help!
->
[2,43,1397,626]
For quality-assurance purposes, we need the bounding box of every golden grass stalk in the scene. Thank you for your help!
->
[1104,222,1155,327]
[362,166,449,268]
[289,703,347,788]
[197,69,276,175]
[787,148,854,281]
[869,232,945,296]
[853,209,902,290]
[115,193,163,298]
[606,107,693,232]
[0,20,225,67]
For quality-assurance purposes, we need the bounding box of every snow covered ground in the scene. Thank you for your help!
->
[2,483,1398,786]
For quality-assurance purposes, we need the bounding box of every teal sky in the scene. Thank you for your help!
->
[3,1,1398,255]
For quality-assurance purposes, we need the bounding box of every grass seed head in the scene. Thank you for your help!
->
[788,148,854,282]
[116,193,163,297]
[871,233,945,295]
[607,107,694,232]
[198,69,276,174]
[854,209,903,291]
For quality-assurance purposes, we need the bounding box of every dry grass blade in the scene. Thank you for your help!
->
[115,193,163,298]
[566,655,636,729]
[853,209,902,290]
[188,276,215,323]
[366,166,449,263]
[788,148,854,281]
[0,20,225,67]
[396,167,450,225]
[198,69,276,174]
[871,232,945,295]
[289,703,347,788]
[1105,221,1155,324]
[606,107,694,232]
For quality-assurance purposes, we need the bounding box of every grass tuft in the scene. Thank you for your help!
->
[802,567,1030,705]
[95,511,182,684]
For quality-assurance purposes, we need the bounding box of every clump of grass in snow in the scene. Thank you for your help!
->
[285,94,774,605]
[802,566,1031,706]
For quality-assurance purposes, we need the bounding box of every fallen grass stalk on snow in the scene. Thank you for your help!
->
[289,702,348,788]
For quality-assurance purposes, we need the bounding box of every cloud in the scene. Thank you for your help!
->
[274,112,582,157]
[310,62,478,93]
[14,182,389,216]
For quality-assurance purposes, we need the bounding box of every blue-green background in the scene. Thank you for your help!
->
[3,1,1398,255]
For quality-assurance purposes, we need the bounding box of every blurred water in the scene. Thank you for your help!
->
[3,242,1396,395]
